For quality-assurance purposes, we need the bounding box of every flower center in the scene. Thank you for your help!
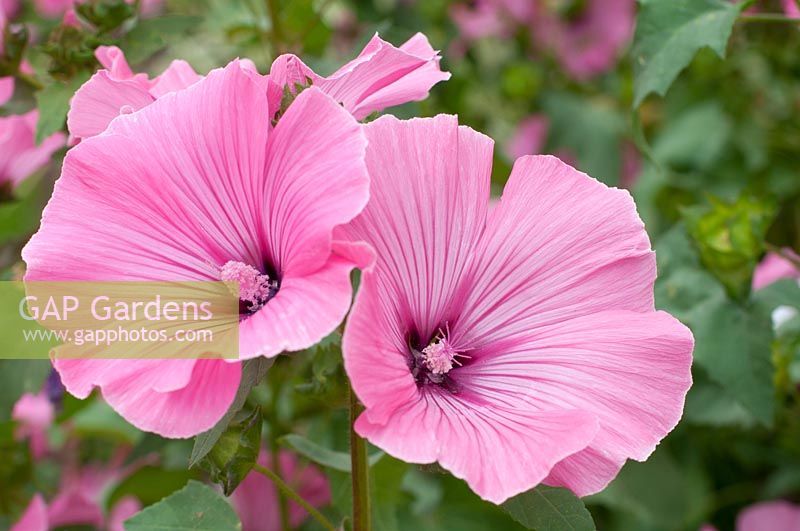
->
[410,328,470,391]
[220,260,278,314]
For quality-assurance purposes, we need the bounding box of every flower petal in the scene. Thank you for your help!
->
[262,86,368,277]
[67,71,155,140]
[457,155,655,348]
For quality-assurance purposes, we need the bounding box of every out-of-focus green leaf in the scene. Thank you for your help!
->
[190,357,273,467]
[633,0,745,106]
[34,73,90,144]
[0,361,51,422]
[123,480,241,530]
[655,226,776,425]
[685,195,777,301]
[71,396,144,445]
[542,92,625,186]
[590,447,710,529]
[0,421,32,515]
[502,486,595,531]
[201,407,262,495]
[109,466,197,508]
[119,15,202,64]
[279,433,383,472]
[402,468,443,516]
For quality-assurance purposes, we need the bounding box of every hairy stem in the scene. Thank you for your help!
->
[253,463,337,531]
[349,383,371,531]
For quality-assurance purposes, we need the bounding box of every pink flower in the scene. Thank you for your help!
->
[12,392,54,459]
[784,0,800,18]
[753,250,800,290]
[1,0,20,18]
[738,500,800,531]
[67,45,203,141]
[339,115,693,503]
[269,32,450,120]
[532,0,636,79]
[506,115,549,161]
[23,61,370,437]
[10,450,143,531]
[450,0,510,41]
[230,450,330,531]
[0,111,66,189]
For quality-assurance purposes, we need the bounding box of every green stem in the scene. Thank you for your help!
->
[349,383,371,531]
[14,70,44,90]
[738,13,800,23]
[253,463,337,531]
[271,442,291,531]
[265,0,284,54]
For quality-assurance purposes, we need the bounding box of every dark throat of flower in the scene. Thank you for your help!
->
[408,325,471,394]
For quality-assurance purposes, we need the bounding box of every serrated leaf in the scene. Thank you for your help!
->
[123,480,241,530]
[34,73,90,144]
[502,485,595,531]
[279,433,383,472]
[190,357,273,467]
[201,408,262,495]
[633,0,745,107]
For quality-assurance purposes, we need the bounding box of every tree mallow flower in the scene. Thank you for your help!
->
[12,392,54,459]
[23,61,370,437]
[340,114,694,503]
[0,111,65,190]
[269,32,450,120]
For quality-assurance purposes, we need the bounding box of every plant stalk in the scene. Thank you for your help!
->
[253,463,337,531]
[349,383,371,531]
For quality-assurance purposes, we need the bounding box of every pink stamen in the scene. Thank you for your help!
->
[422,336,462,375]
[220,260,273,310]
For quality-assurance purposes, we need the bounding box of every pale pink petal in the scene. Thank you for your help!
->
[317,33,450,120]
[454,310,693,495]
[149,60,202,98]
[240,255,363,358]
[357,391,597,504]
[458,155,655,346]
[108,497,142,531]
[261,86,368,277]
[341,114,492,345]
[99,359,241,438]
[268,54,321,93]
[67,71,155,139]
[753,250,800,290]
[95,46,138,80]
[738,500,800,531]
[450,0,509,41]
[33,0,72,17]
[12,392,54,459]
[506,115,549,160]
[11,495,48,531]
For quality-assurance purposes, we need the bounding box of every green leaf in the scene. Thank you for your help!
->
[123,480,241,531]
[0,360,52,422]
[71,396,144,445]
[655,226,776,425]
[684,195,777,301]
[541,92,625,186]
[34,73,91,144]
[119,15,202,65]
[502,485,595,531]
[279,433,383,472]
[190,358,273,467]
[632,0,745,107]
[201,408,262,495]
